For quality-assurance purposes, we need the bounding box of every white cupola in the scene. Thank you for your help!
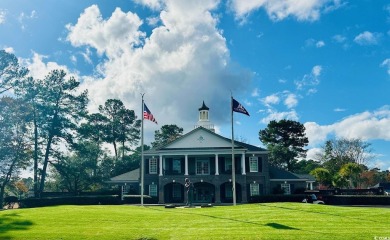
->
[195,101,215,132]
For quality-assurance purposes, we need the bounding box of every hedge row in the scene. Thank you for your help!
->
[20,195,158,208]
[323,195,390,205]
[249,194,307,203]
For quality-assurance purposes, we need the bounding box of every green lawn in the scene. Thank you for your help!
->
[1,203,389,239]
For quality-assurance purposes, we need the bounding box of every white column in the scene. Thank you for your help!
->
[241,153,246,175]
[159,155,163,176]
[185,155,189,176]
[215,154,219,175]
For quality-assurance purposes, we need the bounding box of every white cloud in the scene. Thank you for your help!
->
[295,65,322,93]
[381,58,390,75]
[306,147,323,160]
[354,31,381,45]
[66,2,251,131]
[262,94,280,107]
[261,109,299,124]
[18,10,37,30]
[4,47,14,53]
[316,40,325,48]
[304,106,390,146]
[284,93,298,108]
[21,52,76,80]
[332,34,346,43]
[146,16,160,26]
[229,0,342,22]
[334,108,346,112]
[0,9,6,24]
[251,88,260,97]
[66,5,145,57]
[133,0,164,11]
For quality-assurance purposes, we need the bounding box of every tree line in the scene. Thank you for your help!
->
[0,50,186,206]
[259,119,390,190]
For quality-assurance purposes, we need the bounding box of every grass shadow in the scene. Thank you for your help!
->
[265,222,299,230]
[0,211,34,239]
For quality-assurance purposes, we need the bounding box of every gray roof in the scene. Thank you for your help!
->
[108,168,139,184]
[269,166,313,181]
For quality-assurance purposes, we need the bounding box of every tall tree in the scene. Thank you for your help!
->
[259,119,308,171]
[35,70,88,197]
[98,99,140,161]
[0,50,28,94]
[0,97,32,206]
[13,76,43,197]
[151,124,183,148]
[316,138,373,175]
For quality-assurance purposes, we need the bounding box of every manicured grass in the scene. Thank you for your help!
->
[1,203,389,239]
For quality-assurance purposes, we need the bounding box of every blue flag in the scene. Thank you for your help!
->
[232,98,250,116]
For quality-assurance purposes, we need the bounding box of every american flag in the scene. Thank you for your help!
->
[143,103,158,124]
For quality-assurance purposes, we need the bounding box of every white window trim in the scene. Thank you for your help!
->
[250,183,260,196]
[149,158,157,174]
[196,159,210,175]
[149,184,157,197]
[249,157,258,172]
[281,183,291,195]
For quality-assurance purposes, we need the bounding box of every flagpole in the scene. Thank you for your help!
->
[231,94,236,206]
[141,93,145,206]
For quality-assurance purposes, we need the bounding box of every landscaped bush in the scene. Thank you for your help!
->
[20,195,122,208]
[249,194,307,203]
[20,195,159,208]
[323,195,390,205]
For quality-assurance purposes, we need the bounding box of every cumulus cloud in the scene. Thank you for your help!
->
[262,94,280,107]
[21,52,75,79]
[229,0,342,22]
[304,106,390,146]
[65,2,251,131]
[261,109,299,124]
[284,93,298,108]
[354,31,381,45]
[133,0,165,11]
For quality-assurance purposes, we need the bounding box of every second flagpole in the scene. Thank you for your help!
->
[141,93,145,206]
[231,94,236,206]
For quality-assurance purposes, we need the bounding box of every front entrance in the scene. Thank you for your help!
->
[194,182,215,203]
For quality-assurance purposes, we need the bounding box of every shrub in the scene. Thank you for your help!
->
[249,194,306,203]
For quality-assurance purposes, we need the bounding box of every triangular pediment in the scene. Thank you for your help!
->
[161,127,238,149]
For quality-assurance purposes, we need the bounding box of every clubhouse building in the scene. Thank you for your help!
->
[109,102,314,204]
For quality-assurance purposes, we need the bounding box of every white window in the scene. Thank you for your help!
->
[225,158,232,172]
[196,160,209,175]
[225,184,233,198]
[281,183,291,195]
[172,184,181,198]
[250,183,260,196]
[249,157,258,172]
[149,184,158,197]
[149,158,157,174]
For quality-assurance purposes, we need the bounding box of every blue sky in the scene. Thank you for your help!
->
[1,0,389,171]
